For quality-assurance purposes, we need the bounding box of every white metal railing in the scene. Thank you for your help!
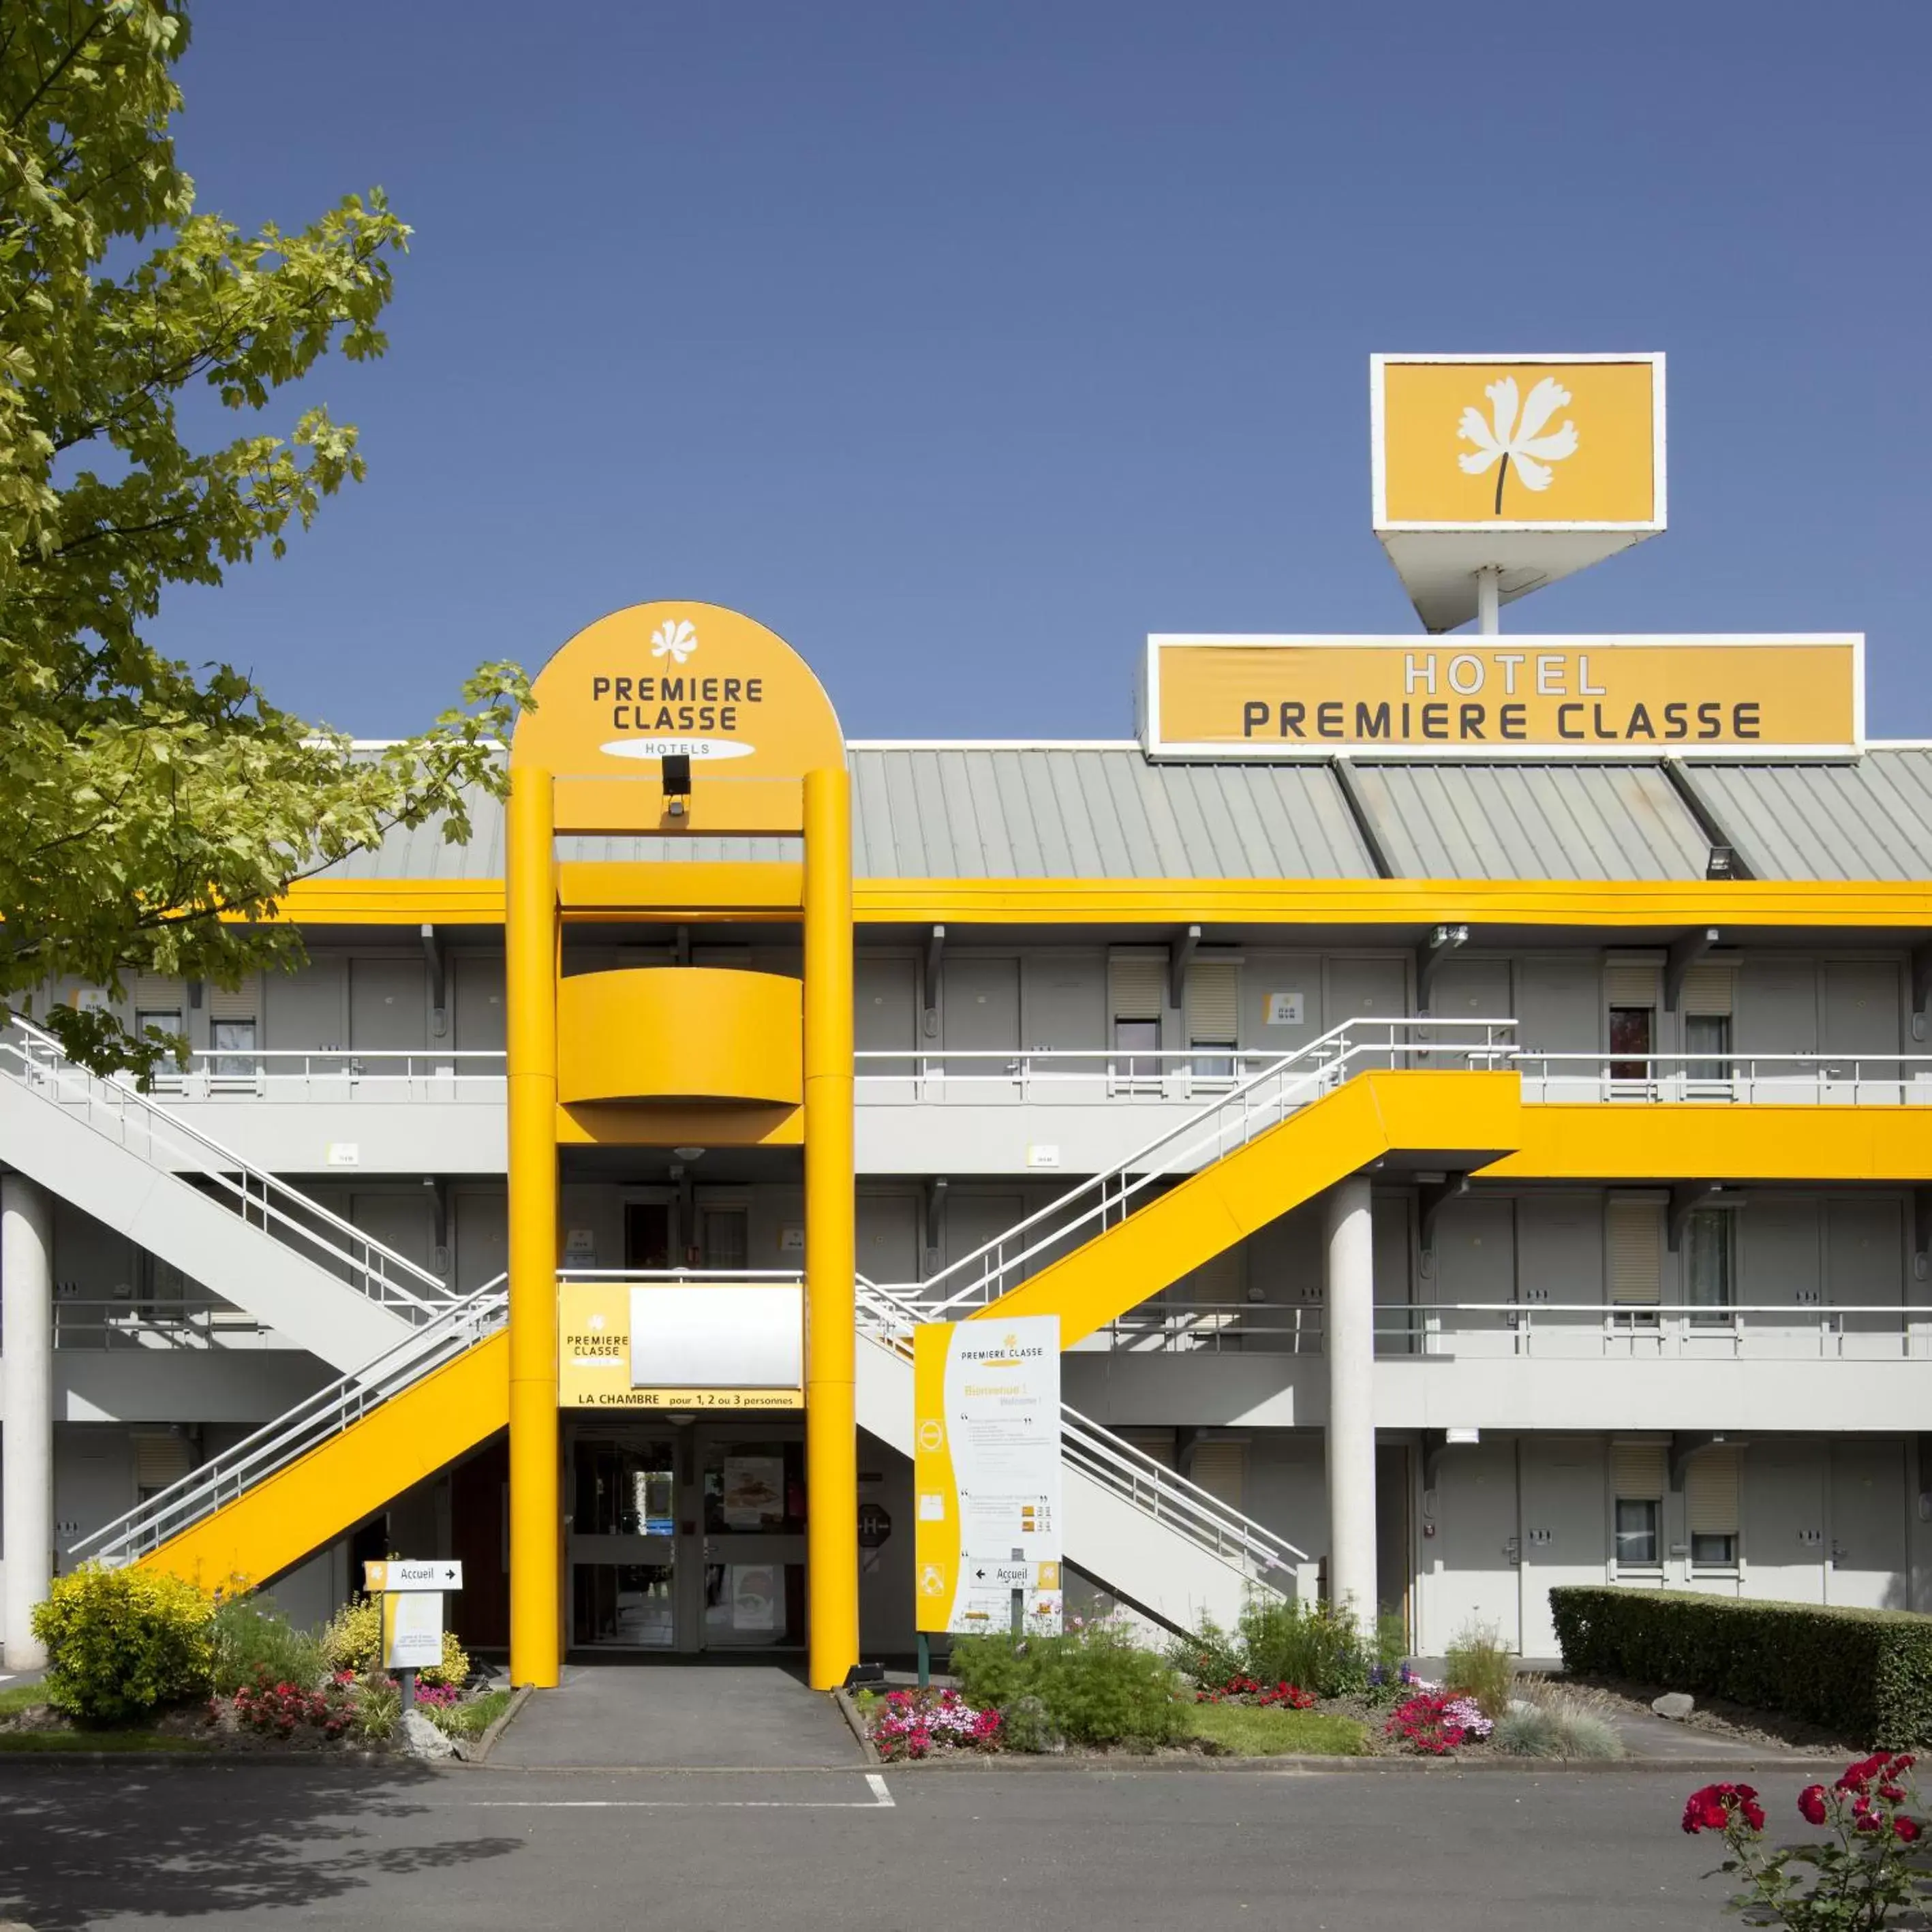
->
[1375,1301,1932,1362]
[0,1013,455,1321]
[1083,1300,1932,1361]
[853,1278,1304,1584]
[877,1017,1516,1316]
[1517,1052,1932,1106]
[856,1047,1297,1103]
[52,1298,272,1351]
[69,1277,509,1567]
[145,1048,506,1103]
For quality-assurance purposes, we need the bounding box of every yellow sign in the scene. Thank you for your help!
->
[557,1280,803,1410]
[510,600,845,781]
[1374,354,1663,528]
[1146,636,1863,757]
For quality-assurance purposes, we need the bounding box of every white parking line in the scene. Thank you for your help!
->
[472,1773,894,1811]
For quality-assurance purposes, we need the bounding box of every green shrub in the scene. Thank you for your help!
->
[1548,1586,1932,1748]
[31,1565,215,1724]
[1373,1609,1409,1674]
[1165,1612,1245,1689]
[351,1670,400,1741]
[951,1621,1186,1747]
[1444,1621,1514,1719]
[1235,1595,1370,1698]
[210,1597,325,1696]
[322,1595,471,1689]
[1493,1695,1623,1760]
[999,1693,1063,1755]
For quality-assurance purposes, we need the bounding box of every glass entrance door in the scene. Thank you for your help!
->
[569,1434,677,1649]
[567,1424,808,1653]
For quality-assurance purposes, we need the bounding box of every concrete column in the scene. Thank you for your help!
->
[3,1174,55,1669]
[1324,1176,1377,1636]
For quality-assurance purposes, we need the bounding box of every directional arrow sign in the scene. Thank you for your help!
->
[363,1559,463,1593]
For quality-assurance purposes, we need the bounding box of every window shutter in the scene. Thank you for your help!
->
[1680,965,1734,1017]
[1612,1443,1667,1501]
[1184,961,1238,1045]
[1107,953,1164,1023]
[1188,1441,1246,1511]
[131,973,181,1008]
[1120,1428,1177,1470]
[1608,1197,1663,1305]
[209,977,260,1022]
[1605,960,1659,1007]
[1686,1448,1741,1535]
[132,1431,194,1491]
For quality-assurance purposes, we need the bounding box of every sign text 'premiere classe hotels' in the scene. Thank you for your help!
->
[1143,636,1864,759]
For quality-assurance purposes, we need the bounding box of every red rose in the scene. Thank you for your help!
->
[1798,1785,1828,1826]
[1895,1817,1922,1844]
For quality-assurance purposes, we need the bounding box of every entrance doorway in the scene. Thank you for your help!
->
[567,1420,807,1653]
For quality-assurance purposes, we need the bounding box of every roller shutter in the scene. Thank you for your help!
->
[1604,960,1659,1007]
[1188,1441,1246,1512]
[209,977,260,1022]
[1608,1197,1663,1306]
[1612,1443,1666,1500]
[132,1431,194,1492]
[1107,953,1164,1022]
[1686,1448,1742,1536]
[1184,962,1239,1046]
[1680,965,1734,1016]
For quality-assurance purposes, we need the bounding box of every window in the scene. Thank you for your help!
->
[136,1008,184,1085]
[1614,1498,1660,1567]
[211,1017,258,1082]
[1685,1210,1734,1321]
[1691,1532,1738,1567]
[1608,1197,1663,1324]
[1685,1013,1732,1085]
[699,1207,749,1273]
[1108,953,1164,1084]
[1184,961,1239,1084]
[1608,1005,1654,1082]
[1686,1446,1742,1570]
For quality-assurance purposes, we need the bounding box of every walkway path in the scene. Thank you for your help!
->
[489,1661,868,1770]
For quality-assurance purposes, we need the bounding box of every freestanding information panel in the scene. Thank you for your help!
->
[913,1316,1063,1636]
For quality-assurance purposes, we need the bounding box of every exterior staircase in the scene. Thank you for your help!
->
[0,1015,457,1372]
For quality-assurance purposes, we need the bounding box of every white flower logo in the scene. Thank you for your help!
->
[651,618,698,664]
[1456,375,1580,514]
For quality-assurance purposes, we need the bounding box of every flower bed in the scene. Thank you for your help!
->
[861,1687,1002,1762]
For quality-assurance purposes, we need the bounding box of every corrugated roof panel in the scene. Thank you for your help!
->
[1352,763,1708,880]
[303,746,1932,887]
[1691,752,1932,881]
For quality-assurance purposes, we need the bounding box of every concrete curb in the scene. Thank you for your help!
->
[889,1751,1840,1775]
[831,1687,882,1766]
[461,1685,533,1768]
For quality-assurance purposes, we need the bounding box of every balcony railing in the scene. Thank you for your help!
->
[1516,1052,1932,1106]
[50,1297,273,1350]
[144,1049,507,1103]
[1084,1301,1932,1362]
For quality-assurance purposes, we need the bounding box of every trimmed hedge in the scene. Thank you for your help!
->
[1548,1586,1932,1747]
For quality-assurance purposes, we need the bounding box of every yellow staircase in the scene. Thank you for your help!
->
[70,1291,509,1590]
[968,1070,1522,1345]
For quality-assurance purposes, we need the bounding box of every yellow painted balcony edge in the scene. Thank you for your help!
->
[1490,1105,1932,1182]
[971,1070,1522,1347]
[271,874,1932,930]
[137,1332,508,1595]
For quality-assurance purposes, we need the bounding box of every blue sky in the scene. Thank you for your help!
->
[158,1,1931,740]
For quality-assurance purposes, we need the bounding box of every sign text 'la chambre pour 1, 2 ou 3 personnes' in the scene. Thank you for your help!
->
[1145,637,1862,757]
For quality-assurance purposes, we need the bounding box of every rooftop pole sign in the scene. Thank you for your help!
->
[1370,354,1666,632]
[1141,634,1865,759]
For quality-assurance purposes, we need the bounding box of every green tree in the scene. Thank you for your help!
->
[0,1,527,1078]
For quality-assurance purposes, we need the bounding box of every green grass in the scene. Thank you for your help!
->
[430,1689,514,1740]
[0,1730,215,1754]
[1189,1704,1369,1758]
[0,1683,50,1718]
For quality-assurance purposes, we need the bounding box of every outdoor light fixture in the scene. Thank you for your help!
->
[1706,844,1736,880]
[672,1146,706,1163]
[661,752,692,818]
[1445,1426,1481,1445]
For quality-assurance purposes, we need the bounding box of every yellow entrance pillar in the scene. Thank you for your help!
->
[506,768,562,1687]
[803,762,858,1689]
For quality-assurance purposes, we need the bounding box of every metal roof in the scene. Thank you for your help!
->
[308,746,1932,887]
[1684,750,1932,883]
[1343,761,1711,882]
